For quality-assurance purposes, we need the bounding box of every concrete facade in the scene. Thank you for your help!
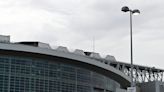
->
[139,81,164,92]
[0,42,130,92]
[0,35,163,92]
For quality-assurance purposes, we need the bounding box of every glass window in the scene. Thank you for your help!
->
[0,56,121,92]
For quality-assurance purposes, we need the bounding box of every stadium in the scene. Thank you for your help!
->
[0,35,164,92]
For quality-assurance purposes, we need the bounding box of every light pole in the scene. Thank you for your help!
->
[121,6,140,87]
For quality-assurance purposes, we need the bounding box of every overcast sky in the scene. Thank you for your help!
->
[0,0,164,68]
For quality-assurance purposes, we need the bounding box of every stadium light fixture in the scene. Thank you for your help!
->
[121,6,140,88]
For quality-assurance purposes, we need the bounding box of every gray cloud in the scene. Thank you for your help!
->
[0,0,164,68]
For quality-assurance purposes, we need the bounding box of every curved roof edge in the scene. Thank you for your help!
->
[0,43,130,88]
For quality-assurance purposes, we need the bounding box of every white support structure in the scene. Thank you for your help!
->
[56,46,69,53]
[108,61,164,83]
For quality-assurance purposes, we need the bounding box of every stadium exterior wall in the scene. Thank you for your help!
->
[0,42,130,92]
